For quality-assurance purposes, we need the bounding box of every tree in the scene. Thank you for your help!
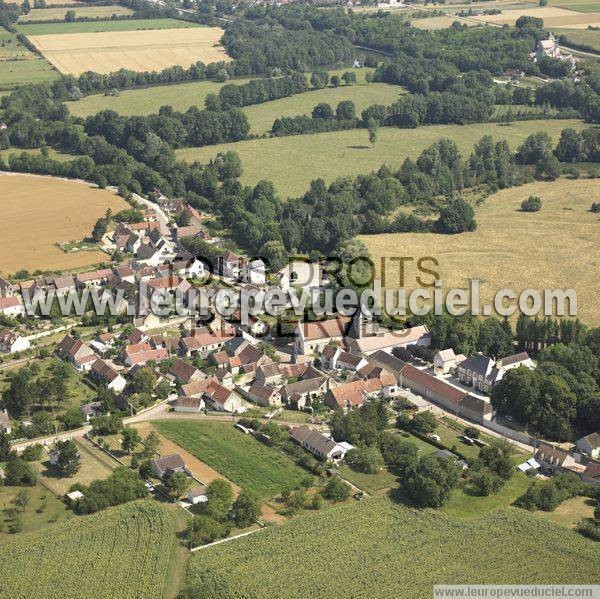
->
[464,426,479,439]
[342,71,357,86]
[435,197,477,234]
[143,430,161,457]
[535,154,561,180]
[322,477,350,502]
[345,446,384,474]
[554,128,585,162]
[216,69,230,83]
[471,469,502,496]
[379,432,418,475]
[312,103,334,120]
[330,75,341,87]
[411,411,438,434]
[166,471,188,500]
[336,100,356,121]
[91,217,108,242]
[310,71,329,89]
[0,432,11,461]
[403,455,459,508]
[121,427,141,454]
[367,118,379,148]
[53,440,81,477]
[5,453,37,486]
[521,196,542,212]
[21,0,31,14]
[21,443,43,462]
[65,9,76,21]
[231,488,261,527]
[202,479,234,520]
[186,515,229,546]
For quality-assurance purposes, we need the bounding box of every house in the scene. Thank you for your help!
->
[255,362,283,386]
[75,269,112,290]
[576,433,600,459]
[320,345,367,372]
[52,275,76,296]
[295,316,351,355]
[81,401,105,422]
[243,259,266,285]
[168,358,205,384]
[187,485,209,504]
[289,426,354,461]
[180,377,219,398]
[180,328,236,359]
[367,350,407,380]
[127,328,149,345]
[433,349,458,374]
[497,352,534,371]
[124,343,169,367]
[90,359,127,393]
[323,378,385,411]
[0,277,16,297]
[247,381,282,407]
[151,454,187,479]
[0,330,30,354]
[173,396,205,413]
[535,442,580,474]
[0,409,11,434]
[582,462,600,485]
[203,381,242,412]
[399,364,467,413]
[456,394,493,423]
[280,377,328,410]
[345,325,431,356]
[457,352,534,393]
[57,335,97,371]
[218,251,244,278]
[0,296,25,317]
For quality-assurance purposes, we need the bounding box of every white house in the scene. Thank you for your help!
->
[187,485,209,504]
[0,296,25,318]
[243,259,266,285]
[0,330,30,354]
[576,433,600,459]
[290,426,354,461]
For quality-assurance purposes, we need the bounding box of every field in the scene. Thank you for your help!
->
[186,498,600,597]
[470,6,600,27]
[411,15,480,29]
[0,31,57,89]
[556,0,600,12]
[559,28,600,51]
[27,25,229,76]
[0,173,128,276]
[154,420,307,498]
[18,17,201,35]
[176,119,585,198]
[361,177,600,325]
[0,501,175,598]
[39,439,115,496]
[536,495,596,527]
[19,5,134,22]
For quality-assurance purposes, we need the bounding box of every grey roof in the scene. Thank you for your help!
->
[248,381,277,402]
[460,354,495,377]
[500,352,530,367]
[152,453,185,474]
[579,432,600,448]
[368,351,407,377]
[458,394,493,416]
[290,427,339,455]
[281,377,326,397]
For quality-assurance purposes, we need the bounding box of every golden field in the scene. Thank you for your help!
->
[27,26,230,76]
[470,6,600,27]
[360,178,600,325]
[0,174,128,275]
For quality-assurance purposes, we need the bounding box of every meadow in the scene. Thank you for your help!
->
[187,498,600,597]
[27,25,229,76]
[18,17,201,35]
[361,177,600,325]
[469,5,600,27]
[0,31,57,89]
[0,173,128,275]
[155,420,307,498]
[559,28,600,51]
[556,0,600,12]
[0,501,175,598]
[176,119,585,198]
[411,15,480,29]
[19,5,134,22]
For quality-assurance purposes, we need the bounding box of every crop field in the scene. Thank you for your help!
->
[18,17,201,35]
[0,173,128,275]
[19,5,134,22]
[559,28,600,51]
[470,6,600,27]
[176,119,585,198]
[555,0,600,12]
[187,498,600,597]
[7,0,83,5]
[155,420,306,498]
[361,177,600,325]
[0,501,175,598]
[26,25,229,76]
[411,15,480,29]
[0,31,57,89]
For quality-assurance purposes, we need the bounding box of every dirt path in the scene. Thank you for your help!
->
[132,422,285,523]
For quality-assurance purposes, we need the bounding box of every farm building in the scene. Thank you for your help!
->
[576,433,600,459]
[187,485,209,504]
[290,426,354,461]
[294,316,351,355]
[247,381,282,407]
[174,396,205,413]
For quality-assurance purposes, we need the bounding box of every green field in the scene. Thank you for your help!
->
[155,420,307,498]
[0,147,77,162]
[559,28,600,51]
[18,17,202,35]
[19,5,134,22]
[176,119,585,198]
[244,82,404,134]
[0,501,174,597]
[186,498,600,597]
[0,31,57,89]
[555,0,600,11]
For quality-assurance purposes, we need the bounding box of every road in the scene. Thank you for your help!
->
[131,191,175,246]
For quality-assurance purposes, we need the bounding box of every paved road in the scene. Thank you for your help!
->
[131,192,175,246]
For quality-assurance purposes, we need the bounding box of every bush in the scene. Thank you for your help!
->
[591,202,600,213]
[322,477,350,502]
[463,426,479,439]
[520,196,542,212]
[345,446,384,474]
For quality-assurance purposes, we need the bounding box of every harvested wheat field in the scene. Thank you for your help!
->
[471,6,600,27]
[0,173,128,275]
[27,26,230,76]
[360,178,600,325]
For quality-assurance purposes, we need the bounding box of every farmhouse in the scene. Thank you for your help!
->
[399,364,467,412]
[0,330,30,354]
[535,442,581,475]
[247,381,282,407]
[0,278,16,297]
[457,352,533,393]
[168,358,205,384]
[255,362,283,386]
[57,335,97,371]
[203,381,242,413]
[81,401,105,422]
[323,378,387,411]
[173,396,205,413]
[433,349,461,374]
[0,296,25,317]
[180,328,236,358]
[90,359,126,393]
[151,453,187,480]
[295,316,351,355]
[290,426,354,461]
[280,377,328,410]
[180,377,219,398]
[345,324,431,356]
[582,462,600,485]
[243,259,266,285]
[320,345,368,372]
[218,251,244,278]
[576,433,600,459]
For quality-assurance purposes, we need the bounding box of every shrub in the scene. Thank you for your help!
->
[520,196,542,212]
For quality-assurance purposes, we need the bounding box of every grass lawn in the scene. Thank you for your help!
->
[0,481,73,536]
[0,31,58,88]
[442,473,531,519]
[244,82,405,134]
[362,176,600,325]
[155,420,306,498]
[20,5,134,21]
[176,119,585,198]
[0,147,76,163]
[558,28,600,51]
[341,464,399,494]
[38,438,115,496]
[18,17,203,35]
[536,495,596,528]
